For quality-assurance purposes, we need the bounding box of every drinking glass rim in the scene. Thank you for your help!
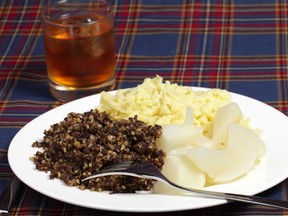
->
[41,0,113,27]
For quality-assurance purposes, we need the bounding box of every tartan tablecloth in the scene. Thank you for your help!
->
[1,0,288,215]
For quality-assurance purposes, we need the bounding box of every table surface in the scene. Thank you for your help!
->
[1,0,288,215]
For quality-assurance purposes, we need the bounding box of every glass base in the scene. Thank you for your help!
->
[49,77,116,102]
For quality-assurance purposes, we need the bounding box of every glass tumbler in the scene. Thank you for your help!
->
[42,0,116,101]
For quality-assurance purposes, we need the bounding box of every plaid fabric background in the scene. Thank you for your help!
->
[1,0,288,215]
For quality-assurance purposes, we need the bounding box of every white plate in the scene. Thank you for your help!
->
[8,87,288,212]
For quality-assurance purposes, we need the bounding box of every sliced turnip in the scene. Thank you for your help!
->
[212,102,243,145]
[153,155,206,194]
[156,107,203,152]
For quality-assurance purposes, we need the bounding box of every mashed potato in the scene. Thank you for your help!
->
[97,76,230,136]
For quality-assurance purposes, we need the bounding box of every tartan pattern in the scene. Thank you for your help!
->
[1,0,288,215]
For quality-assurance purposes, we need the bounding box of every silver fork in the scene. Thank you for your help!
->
[82,160,288,210]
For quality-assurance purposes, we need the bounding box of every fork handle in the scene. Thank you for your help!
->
[164,179,288,210]
[0,176,23,214]
[83,171,288,210]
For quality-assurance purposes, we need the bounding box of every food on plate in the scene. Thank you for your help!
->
[98,76,230,137]
[98,77,265,194]
[156,107,205,153]
[31,76,266,195]
[154,103,266,194]
[31,109,165,193]
[212,102,243,145]
[153,155,206,195]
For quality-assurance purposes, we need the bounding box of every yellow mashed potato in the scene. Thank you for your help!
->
[97,76,231,136]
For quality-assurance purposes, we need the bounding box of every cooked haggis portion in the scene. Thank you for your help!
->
[31,109,165,193]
